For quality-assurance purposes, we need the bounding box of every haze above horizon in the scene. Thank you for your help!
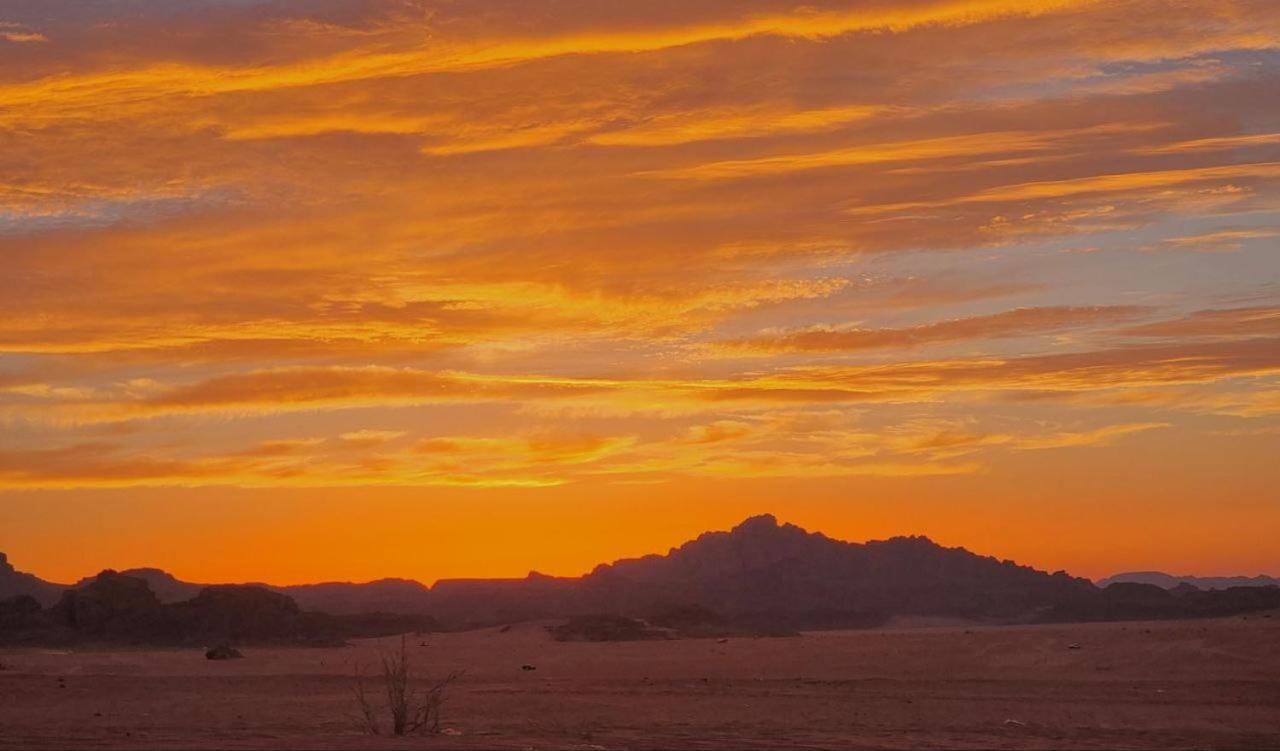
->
[1,0,1278,585]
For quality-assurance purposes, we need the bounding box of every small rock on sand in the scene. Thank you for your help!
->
[205,645,244,660]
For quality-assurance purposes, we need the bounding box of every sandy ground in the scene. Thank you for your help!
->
[2,615,1278,750]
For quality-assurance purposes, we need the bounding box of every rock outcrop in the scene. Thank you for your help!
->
[0,553,67,607]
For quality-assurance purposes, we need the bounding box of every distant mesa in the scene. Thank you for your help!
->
[1,567,438,647]
[1098,571,1280,590]
[73,568,202,604]
[54,570,166,640]
[279,577,433,616]
[1041,580,1280,623]
[4,515,1280,646]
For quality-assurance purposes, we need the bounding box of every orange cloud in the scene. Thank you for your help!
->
[3,0,1279,579]
[1147,227,1280,253]
[1117,307,1280,339]
[720,305,1148,353]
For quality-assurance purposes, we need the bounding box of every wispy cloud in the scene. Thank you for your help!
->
[1,0,1277,563]
[718,305,1148,354]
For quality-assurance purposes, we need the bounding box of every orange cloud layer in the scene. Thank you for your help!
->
[1,0,1278,580]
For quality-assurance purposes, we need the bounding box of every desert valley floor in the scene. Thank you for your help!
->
[2,615,1278,750]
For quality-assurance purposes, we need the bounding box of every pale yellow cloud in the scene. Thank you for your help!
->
[1,31,46,44]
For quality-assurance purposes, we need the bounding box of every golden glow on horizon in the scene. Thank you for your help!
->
[1,0,1278,583]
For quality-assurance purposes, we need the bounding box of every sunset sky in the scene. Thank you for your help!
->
[1,0,1278,586]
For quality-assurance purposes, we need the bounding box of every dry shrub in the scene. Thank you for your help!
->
[354,635,461,736]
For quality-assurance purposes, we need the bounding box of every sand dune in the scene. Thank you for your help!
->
[2,614,1278,749]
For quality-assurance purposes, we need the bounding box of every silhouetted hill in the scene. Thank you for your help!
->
[73,568,203,603]
[49,567,438,615]
[5,515,1280,640]
[1098,571,1280,590]
[64,570,435,614]
[419,515,1098,628]
[0,553,67,607]
[53,570,169,640]
[281,578,433,615]
[566,514,1095,627]
[1040,581,1280,622]
[425,516,1280,629]
[1,571,438,647]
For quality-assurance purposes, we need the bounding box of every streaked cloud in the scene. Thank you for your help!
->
[719,305,1147,354]
[2,0,1279,579]
[1147,226,1280,253]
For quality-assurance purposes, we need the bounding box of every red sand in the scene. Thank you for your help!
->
[2,615,1278,749]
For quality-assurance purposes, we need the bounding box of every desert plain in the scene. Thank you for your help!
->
[1,614,1278,750]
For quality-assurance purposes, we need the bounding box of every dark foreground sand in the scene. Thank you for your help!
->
[2,615,1278,750]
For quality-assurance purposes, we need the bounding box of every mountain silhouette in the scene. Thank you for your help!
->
[67,569,435,614]
[279,578,433,615]
[4,515,1280,640]
[415,514,1100,627]
[73,568,202,603]
[1,569,439,646]
[0,552,67,607]
[1098,571,1280,590]
[551,514,1094,628]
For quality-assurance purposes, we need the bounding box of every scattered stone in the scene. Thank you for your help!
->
[441,728,463,736]
[521,664,537,671]
[1004,719,1027,728]
[716,638,729,644]
[205,644,243,660]
[499,624,513,633]
[1067,643,1082,650]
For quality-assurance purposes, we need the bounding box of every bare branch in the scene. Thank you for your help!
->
[352,634,463,736]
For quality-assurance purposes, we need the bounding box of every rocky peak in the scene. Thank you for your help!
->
[731,514,779,532]
[0,552,67,607]
[52,570,164,636]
